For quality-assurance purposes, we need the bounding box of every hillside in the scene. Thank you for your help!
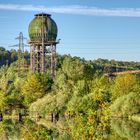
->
[0,53,140,139]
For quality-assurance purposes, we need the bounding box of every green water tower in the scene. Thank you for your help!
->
[28,13,59,75]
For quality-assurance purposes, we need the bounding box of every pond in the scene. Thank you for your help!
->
[0,117,140,140]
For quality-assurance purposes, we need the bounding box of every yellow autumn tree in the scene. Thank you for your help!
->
[111,74,138,100]
[0,90,6,111]
[22,74,45,106]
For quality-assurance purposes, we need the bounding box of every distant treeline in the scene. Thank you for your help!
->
[0,47,30,66]
[91,58,140,73]
[58,56,140,74]
[0,47,140,73]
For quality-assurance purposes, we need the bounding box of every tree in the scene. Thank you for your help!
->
[62,57,85,81]
[110,92,140,117]
[67,80,93,113]
[36,73,53,92]
[0,90,6,111]
[111,74,138,100]
[22,74,45,106]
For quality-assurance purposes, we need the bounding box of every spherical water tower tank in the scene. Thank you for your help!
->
[28,13,58,43]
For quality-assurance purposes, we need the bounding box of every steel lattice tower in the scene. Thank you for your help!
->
[16,32,27,70]
[9,32,27,73]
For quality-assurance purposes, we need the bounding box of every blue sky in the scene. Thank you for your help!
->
[0,0,140,61]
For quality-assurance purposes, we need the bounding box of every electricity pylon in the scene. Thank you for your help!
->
[9,32,28,74]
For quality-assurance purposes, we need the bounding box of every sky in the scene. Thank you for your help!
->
[0,0,140,61]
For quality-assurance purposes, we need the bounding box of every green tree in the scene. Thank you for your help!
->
[62,57,85,81]
[110,92,140,117]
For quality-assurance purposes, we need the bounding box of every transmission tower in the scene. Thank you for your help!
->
[9,32,28,73]
[16,32,27,70]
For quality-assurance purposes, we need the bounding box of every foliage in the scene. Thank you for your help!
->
[110,92,140,117]
[111,118,140,140]
[0,53,140,139]
[21,74,45,106]
[20,119,52,140]
[111,74,138,100]
[0,90,6,111]
[36,73,53,92]
[62,56,84,81]
[0,47,30,67]
[0,119,52,140]
[67,80,93,112]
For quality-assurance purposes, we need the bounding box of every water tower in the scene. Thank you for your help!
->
[28,13,59,75]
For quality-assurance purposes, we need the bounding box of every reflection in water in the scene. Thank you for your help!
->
[0,119,52,140]
[111,118,140,140]
[0,119,21,140]
[0,117,140,140]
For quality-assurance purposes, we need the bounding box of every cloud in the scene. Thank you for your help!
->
[0,4,140,17]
